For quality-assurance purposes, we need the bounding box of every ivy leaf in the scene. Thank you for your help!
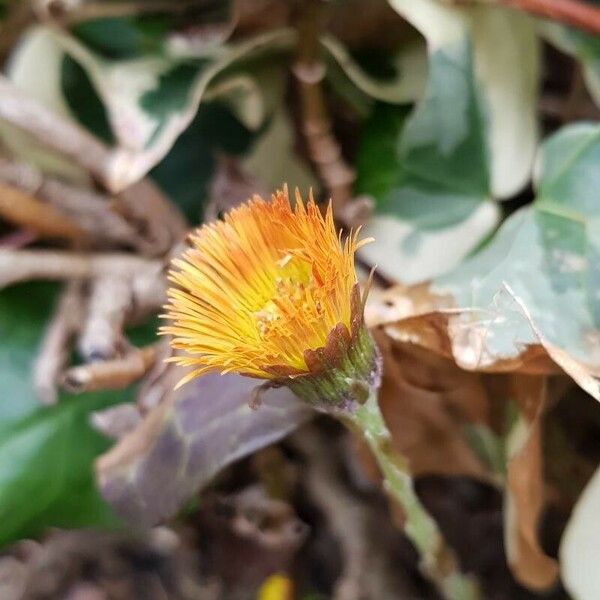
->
[433,123,600,398]
[357,0,539,284]
[97,372,313,526]
[2,25,294,192]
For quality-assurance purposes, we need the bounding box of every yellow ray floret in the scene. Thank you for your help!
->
[161,187,370,386]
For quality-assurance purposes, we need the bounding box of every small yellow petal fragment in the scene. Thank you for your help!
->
[257,573,294,600]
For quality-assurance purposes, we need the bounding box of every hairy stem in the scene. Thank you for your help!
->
[344,390,480,600]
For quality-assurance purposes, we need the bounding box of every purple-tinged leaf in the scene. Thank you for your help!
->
[95,372,313,526]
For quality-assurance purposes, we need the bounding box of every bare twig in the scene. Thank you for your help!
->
[204,155,267,223]
[0,249,163,289]
[44,182,157,253]
[562,67,589,122]
[78,276,131,361]
[33,281,85,404]
[0,229,38,249]
[115,179,188,256]
[0,77,116,187]
[0,556,28,600]
[62,344,159,393]
[0,158,172,254]
[495,0,600,36]
[539,93,600,121]
[0,182,85,244]
[129,264,169,322]
[135,340,175,413]
[293,0,355,215]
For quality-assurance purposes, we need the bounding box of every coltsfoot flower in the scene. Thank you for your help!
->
[161,187,380,408]
[161,188,476,599]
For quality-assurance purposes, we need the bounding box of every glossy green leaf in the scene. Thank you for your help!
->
[151,101,254,223]
[355,99,499,283]
[0,283,158,546]
[0,284,60,427]
[0,393,122,547]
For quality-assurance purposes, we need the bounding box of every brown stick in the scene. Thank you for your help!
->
[114,178,188,256]
[78,276,132,361]
[497,0,600,36]
[61,345,159,393]
[0,77,115,187]
[0,158,169,254]
[43,180,157,253]
[0,248,162,289]
[0,182,85,243]
[0,229,38,248]
[33,281,85,404]
[134,340,175,412]
[293,0,355,214]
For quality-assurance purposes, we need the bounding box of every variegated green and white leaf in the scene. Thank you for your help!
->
[2,25,295,192]
[2,27,90,181]
[434,123,600,399]
[356,0,538,284]
[52,27,295,191]
[322,35,428,105]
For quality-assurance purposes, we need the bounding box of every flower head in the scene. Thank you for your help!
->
[161,187,378,401]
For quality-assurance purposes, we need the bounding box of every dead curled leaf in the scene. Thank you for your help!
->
[365,283,562,376]
[504,375,559,590]
[96,371,313,526]
[363,283,568,590]
[363,328,492,482]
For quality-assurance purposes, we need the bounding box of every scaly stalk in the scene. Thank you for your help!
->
[344,389,480,600]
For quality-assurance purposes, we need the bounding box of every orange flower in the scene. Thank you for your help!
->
[161,187,373,390]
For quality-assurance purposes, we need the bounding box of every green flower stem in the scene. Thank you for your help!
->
[343,388,480,600]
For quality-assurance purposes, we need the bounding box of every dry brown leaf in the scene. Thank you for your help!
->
[357,329,492,482]
[366,283,567,590]
[365,283,449,329]
[504,374,559,590]
[366,283,564,377]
